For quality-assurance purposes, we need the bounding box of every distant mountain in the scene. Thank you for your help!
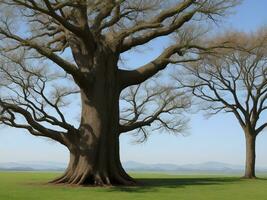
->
[0,161,66,171]
[1,161,267,172]
[179,161,244,171]
[123,161,183,171]
[122,161,267,173]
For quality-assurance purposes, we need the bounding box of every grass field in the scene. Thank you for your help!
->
[0,172,267,200]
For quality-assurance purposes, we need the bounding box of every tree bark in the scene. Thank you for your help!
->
[51,89,135,186]
[51,50,135,186]
[243,133,257,179]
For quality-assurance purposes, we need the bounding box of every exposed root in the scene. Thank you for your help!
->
[78,170,89,185]
[49,170,137,186]
[49,172,69,184]
[49,139,137,187]
[241,175,257,179]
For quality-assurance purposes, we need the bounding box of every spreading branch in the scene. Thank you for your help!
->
[119,78,190,142]
[0,51,79,144]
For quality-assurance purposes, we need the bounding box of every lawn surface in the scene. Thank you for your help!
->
[0,172,267,200]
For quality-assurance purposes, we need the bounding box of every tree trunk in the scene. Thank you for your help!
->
[51,51,135,186]
[243,133,257,179]
[51,89,135,186]
[51,138,135,186]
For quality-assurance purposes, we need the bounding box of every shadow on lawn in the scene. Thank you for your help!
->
[109,177,241,193]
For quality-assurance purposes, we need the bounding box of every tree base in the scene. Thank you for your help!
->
[49,170,137,186]
[241,175,257,179]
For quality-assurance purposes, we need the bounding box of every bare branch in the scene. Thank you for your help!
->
[0,100,68,145]
[119,78,190,141]
[0,27,79,77]
[0,52,79,142]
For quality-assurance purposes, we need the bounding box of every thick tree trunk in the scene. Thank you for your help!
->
[51,90,135,186]
[243,133,257,179]
[51,51,135,186]
[51,140,135,186]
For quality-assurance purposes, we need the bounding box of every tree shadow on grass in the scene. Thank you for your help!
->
[108,177,241,193]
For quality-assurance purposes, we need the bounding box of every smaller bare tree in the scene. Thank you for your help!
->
[175,30,267,179]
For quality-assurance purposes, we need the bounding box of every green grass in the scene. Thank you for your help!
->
[0,172,267,200]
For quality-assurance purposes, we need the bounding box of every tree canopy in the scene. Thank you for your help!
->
[0,0,240,185]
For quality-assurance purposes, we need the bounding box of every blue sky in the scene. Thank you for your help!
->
[0,0,267,167]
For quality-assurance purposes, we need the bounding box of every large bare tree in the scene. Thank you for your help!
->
[176,30,267,179]
[0,0,238,185]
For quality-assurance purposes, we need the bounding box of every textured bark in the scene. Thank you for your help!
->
[51,140,135,186]
[51,86,135,186]
[51,50,135,186]
[243,132,257,179]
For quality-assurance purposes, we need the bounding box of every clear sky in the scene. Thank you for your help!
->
[0,0,267,168]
